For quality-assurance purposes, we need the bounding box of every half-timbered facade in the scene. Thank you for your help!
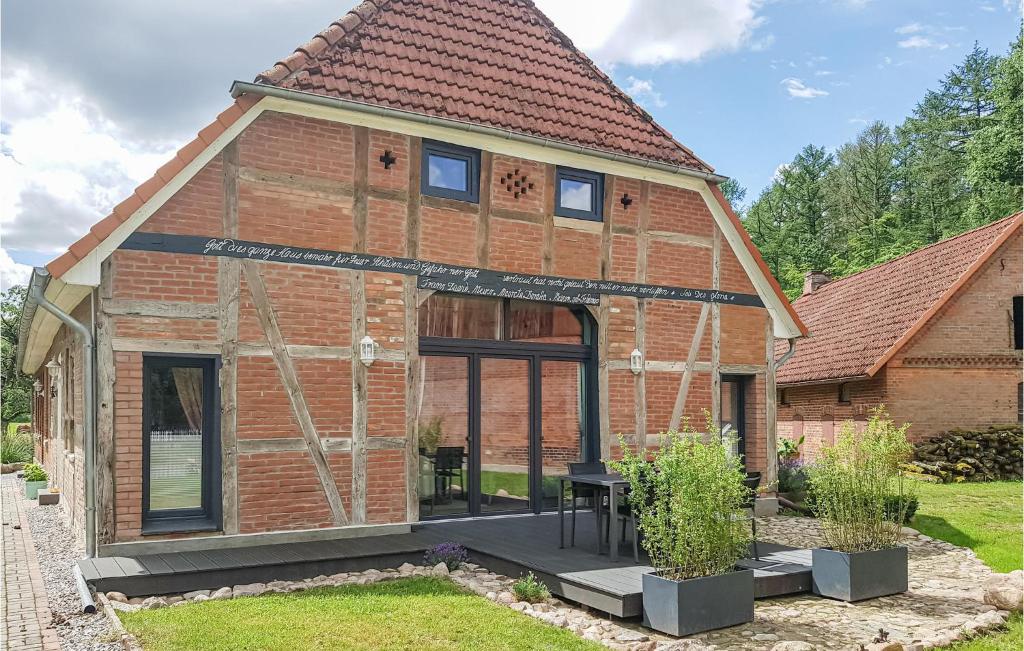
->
[18,0,804,554]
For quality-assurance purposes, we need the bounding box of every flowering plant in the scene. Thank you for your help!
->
[424,542,469,571]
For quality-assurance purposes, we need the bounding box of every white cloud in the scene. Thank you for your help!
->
[624,76,667,108]
[0,249,32,292]
[780,78,829,99]
[848,117,869,125]
[979,3,996,10]
[898,35,949,50]
[0,61,177,258]
[814,70,835,76]
[895,23,923,34]
[535,0,768,66]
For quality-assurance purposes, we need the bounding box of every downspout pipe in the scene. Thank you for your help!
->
[28,268,97,559]
[774,337,797,371]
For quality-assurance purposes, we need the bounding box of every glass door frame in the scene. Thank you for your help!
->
[419,337,598,518]
[721,374,749,465]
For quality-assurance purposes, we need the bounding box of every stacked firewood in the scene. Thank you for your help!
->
[902,425,1023,483]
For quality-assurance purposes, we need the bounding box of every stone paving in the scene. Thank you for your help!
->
[1,475,60,651]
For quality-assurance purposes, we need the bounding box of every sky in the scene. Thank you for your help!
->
[1,0,1020,290]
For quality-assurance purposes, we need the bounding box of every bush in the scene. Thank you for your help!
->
[806,487,918,524]
[777,435,804,462]
[610,415,751,581]
[423,542,468,571]
[22,462,47,483]
[512,572,550,603]
[778,460,810,495]
[807,408,914,552]
[1,427,33,464]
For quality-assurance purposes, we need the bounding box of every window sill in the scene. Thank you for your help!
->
[141,518,221,536]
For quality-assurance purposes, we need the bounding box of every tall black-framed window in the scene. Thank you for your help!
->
[421,140,480,203]
[142,354,221,534]
[1013,295,1022,350]
[555,166,604,221]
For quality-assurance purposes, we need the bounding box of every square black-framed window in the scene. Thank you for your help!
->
[421,140,480,203]
[555,167,604,221]
[142,354,221,534]
[1013,295,1022,350]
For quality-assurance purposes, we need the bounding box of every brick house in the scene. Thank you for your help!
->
[777,213,1023,459]
[17,0,805,557]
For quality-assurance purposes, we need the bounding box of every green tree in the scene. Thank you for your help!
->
[966,31,1023,223]
[718,178,747,214]
[1,286,33,427]
[899,43,1001,236]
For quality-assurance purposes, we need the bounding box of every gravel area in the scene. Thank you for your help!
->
[17,478,120,651]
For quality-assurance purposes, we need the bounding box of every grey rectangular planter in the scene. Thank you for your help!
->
[642,569,754,637]
[812,546,908,602]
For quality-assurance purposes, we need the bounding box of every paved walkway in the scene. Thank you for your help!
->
[2,475,60,651]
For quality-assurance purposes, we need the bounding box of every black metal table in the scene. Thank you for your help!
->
[557,473,630,561]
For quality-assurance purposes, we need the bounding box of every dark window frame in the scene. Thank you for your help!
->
[1013,295,1022,350]
[837,382,852,405]
[142,353,222,535]
[554,166,604,221]
[421,140,481,203]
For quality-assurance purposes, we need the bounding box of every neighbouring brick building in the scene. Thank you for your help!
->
[17,0,805,556]
[777,213,1023,459]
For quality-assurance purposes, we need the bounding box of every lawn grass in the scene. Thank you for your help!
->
[944,614,1022,651]
[908,480,1022,651]
[121,577,601,651]
[909,480,1022,573]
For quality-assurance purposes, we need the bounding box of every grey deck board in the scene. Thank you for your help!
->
[80,513,812,616]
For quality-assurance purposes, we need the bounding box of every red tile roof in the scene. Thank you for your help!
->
[255,0,713,173]
[776,213,1023,385]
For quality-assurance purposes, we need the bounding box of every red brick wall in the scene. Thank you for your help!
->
[778,230,1023,455]
[94,108,772,541]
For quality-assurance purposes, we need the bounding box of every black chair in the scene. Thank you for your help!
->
[432,446,465,511]
[742,472,761,560]
[603,489,641,563]
[567,462,606,550]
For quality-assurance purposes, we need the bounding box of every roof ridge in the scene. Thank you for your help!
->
[255,0,393,85]
[517,0,714,173]
[795,211,1022,303]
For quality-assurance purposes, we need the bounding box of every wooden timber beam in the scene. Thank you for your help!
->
[242,261,349,526]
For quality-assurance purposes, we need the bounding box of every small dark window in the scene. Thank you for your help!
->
[1013,295,1022,350]
[1018,383,1023,423]
[779,388,789,406]
[421,140,480,203]
[838,382,851,404]
[555,167,604,221]
[143,355,221,534]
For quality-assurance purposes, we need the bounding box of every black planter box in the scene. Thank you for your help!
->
[641,569,754,637]
[811,546,908,602]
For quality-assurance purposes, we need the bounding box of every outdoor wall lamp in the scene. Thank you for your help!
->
[359,335,376,367]
[630,348,643,375]
[33,380,43,395]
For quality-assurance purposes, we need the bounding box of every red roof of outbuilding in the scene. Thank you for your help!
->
[776,213,1023,385]
[254,0,713,173]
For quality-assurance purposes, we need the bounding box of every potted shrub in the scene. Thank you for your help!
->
[807,408,914,602]
[23,462,49,499]
[611,418,753,637]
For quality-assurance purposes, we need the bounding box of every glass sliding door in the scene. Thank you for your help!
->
[417,355,471,519]
[478,358,532,513]
[540,360,586,509]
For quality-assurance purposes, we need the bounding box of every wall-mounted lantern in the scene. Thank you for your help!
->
[33,380,43,395]
[359,335,376,367]
[630,348,643,375]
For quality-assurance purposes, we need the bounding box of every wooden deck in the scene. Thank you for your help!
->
[79,513,811,617]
